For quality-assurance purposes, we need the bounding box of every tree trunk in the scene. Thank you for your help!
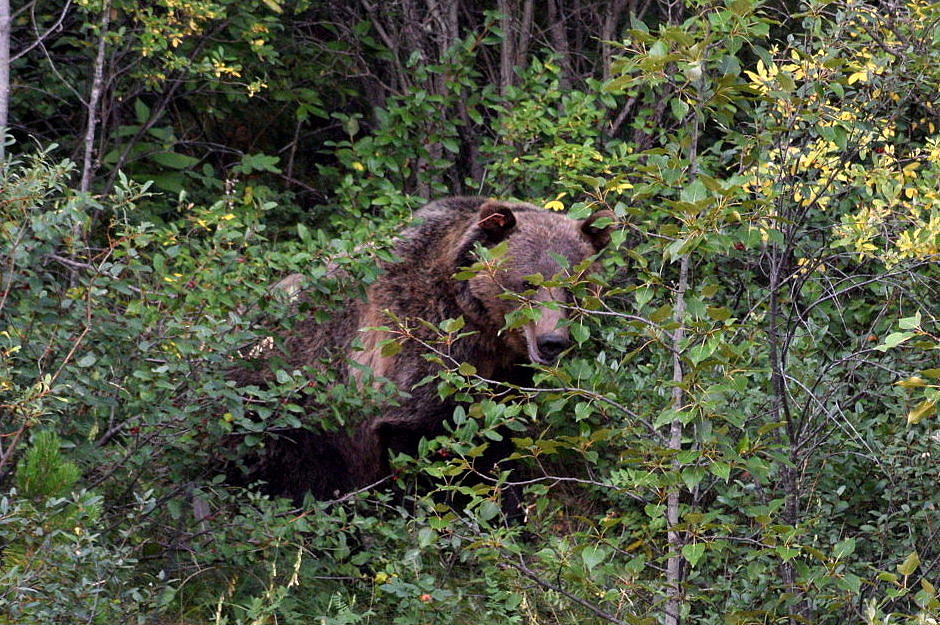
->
[664,92,701,625]
[665,251,689,625]
[0,0,10,161]
[766,241,811,622]
[80,0,112,193]
[546,0,573,91]
[498,0,515,95]
[601,0,629,82]
[515,0,534,71]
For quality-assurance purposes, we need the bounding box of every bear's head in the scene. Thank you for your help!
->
[463,199,615,365]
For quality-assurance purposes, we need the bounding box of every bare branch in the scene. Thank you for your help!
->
[12,0,73,62]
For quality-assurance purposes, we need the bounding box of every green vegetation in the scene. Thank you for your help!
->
[1,0,938,623]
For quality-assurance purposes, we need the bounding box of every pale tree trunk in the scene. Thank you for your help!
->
[664,96,701,625]
[664,251,689,625]
[2,0,73,160]
[80,0,112,193]
[0,0,10,161]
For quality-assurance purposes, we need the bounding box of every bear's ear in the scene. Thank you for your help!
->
[581,209,616,251]
[477,200,517,242]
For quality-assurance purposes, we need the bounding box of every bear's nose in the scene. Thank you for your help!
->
[536,333,570,362]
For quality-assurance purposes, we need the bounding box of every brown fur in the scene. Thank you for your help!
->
[231,196,614,502]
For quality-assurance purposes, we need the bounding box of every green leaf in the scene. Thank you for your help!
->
[898,311,922,330]
[681,466,706,491]
[571,323,589,345]
[457,362,477,377]
[707,306,731,321]
[648,40,668,58]
[76,353,97,367]
[134,98,150,124]
[167,498,182,520]
[477,500,500,522]
[874,331,915,352]
[441,317,465,333]
[775,545,799,562]
[417,527,437,548]
[581,545,608,571]
[833,538,855,560]
[380,340,402,358]
[151,152,200,170]
[233,153,282,175]
[670,97,689,121]
[922,578,936,596]
[838,573,861,594]
[688,340,716,365]
[897,551,920,576]
[682,543,705,567]
[676,449,700,463]
[680,179,708,204]
[634,286,653,309]
[574,402,592,421]
[709,461,730,481]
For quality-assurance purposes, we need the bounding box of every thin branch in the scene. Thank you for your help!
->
[12,0,72,62]
[502,553,632,625]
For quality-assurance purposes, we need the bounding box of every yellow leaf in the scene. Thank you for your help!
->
[907,399,936,425]
[847,71,867,84]
[897,551,921,576]
[544,200,565,211]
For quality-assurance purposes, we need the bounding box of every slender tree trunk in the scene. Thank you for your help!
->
[601,0,628,82]
[658,0,685,26]
[664,92,701,625]
[0,0,11,161]
[546,0,573,91]
[80,0,112,193]
[515,0,533,70]
[498,0,515,95]
[665,252,689,625]
[766,243,810,622]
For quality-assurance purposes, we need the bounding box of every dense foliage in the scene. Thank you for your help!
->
[1,0,938,624]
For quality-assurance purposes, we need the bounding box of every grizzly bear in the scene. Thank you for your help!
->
[232,196,614,505]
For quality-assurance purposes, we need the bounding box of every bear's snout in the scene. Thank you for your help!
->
[536,333,570,363]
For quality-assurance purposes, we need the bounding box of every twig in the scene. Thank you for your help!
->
[279,475,394,518]
[12,0,72,62]
[502,553,632,625]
